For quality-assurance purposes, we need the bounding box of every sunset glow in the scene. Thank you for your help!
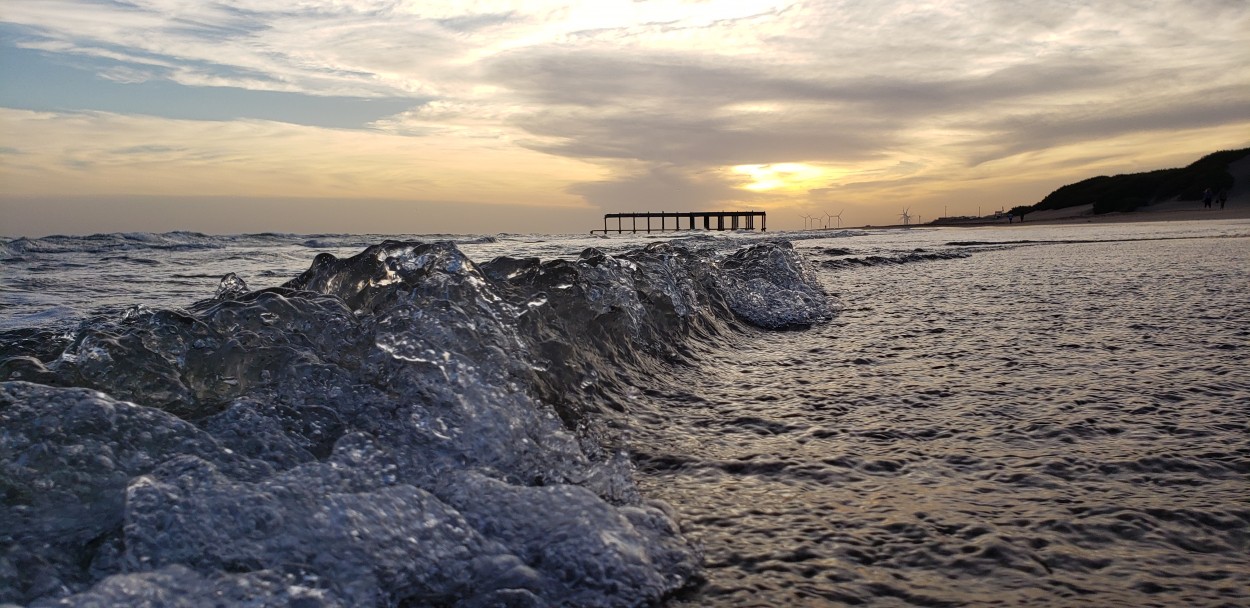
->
[1,1,1247,234]
[734,163,834,192]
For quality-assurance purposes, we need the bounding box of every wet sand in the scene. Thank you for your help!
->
[637,229,1250,607]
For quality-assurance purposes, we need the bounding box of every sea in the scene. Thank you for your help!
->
[1,220,1247,607]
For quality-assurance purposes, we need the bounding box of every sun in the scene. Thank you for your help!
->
[732,163,834,192]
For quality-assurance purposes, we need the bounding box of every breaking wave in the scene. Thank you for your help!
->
[0,239,833,606]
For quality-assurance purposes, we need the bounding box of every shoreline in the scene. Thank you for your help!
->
[850,201,1250,230]
[857,153,1250,231]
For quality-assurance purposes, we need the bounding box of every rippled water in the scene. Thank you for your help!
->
[630,230,1250,606]
[2,221,1248,606]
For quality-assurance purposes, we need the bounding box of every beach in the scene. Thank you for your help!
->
[1013,199,1250,225]
[5,1,1248,603]
[854,201,1250,230]
[903,154,1250,229]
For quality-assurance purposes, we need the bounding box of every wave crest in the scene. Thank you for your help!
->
[0,239,832,606]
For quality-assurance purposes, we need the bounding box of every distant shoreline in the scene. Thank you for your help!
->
[852,151,1250,230]
[850,201,1250,230]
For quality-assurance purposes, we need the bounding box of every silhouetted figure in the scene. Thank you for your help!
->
[1202,187,1213,208]
[1217,189,1228,209]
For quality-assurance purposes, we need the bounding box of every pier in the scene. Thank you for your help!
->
[592,211,766,234]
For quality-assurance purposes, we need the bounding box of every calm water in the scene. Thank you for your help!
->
[2,221,1248,606]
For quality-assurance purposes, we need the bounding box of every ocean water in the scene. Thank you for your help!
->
[1,221,1247,606]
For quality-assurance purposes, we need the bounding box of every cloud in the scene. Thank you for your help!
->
[484,47,1161,170]
[475,0,1250,217]
[369,100,517,139]
[515,107,890,166]
[435,12,518,32]
[568,164,758,211]
[110,144,186,155]
[0,2,492,98]
[2,0,1249,230]
[963,87,1250,165]
[0,45,420,128]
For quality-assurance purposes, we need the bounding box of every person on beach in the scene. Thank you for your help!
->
[1202,188,1213,208]
[1217,189,1228,209]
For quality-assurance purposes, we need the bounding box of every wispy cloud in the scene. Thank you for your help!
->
[0,44,419,128]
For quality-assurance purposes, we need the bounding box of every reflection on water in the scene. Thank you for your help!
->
[631,235,1250,606]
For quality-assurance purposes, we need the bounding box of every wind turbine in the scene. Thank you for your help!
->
[899,207,912,226]
[829,209,844,228]
[799,214,811,230]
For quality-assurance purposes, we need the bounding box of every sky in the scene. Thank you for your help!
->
[1,0,1249,236]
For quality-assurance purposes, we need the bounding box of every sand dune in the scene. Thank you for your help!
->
[931,155,1250,227]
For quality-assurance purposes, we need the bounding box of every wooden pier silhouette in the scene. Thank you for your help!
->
[592,211,766,234]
